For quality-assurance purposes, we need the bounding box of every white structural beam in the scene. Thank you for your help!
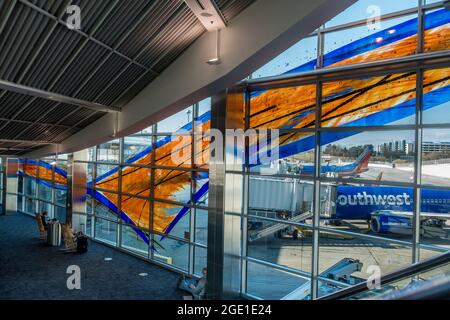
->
[26,0,356,157]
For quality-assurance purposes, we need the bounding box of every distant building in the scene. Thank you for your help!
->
[379,139,409,154]
[406,143,415,155]
[422,141,450,153]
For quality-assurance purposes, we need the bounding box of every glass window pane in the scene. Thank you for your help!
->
[155,135,192,168]
[246,261,309,300]
[157,106,193,133]
[153,237,189,271]
[55,189,66,206]
[318,232,413,297]
[249,132,316,177]
[97,140,120,163]
[24,177,37,197]
[72,213,89,234]
[39,183,52,201]
[247,218,313,273]
[197,97,211,121]
[95,164,119,191]
[424,8,450,53]
[419,188,450,250]
[154,169,191,203]
[321,182,415,242]
[55,205,66,223]
[249,177,314,226]
[38,161,54,181]
[250,84,317,129]
[121,196,150,230]
[251,36,317,79]
[94,196,119,221]
[124,136,152,163]
[195,208,208,245]
[193,172,208,206]
[154,201,190,239]
[95,218,117,245]
[321,73,416,127]
[86,194,93,215]
[121,166,151,197]
[320,130,415,183]
[324,15,418,68]
[121,225,149,257]
[421,129,450,186]
[194,246,207,277]
[24,160,38,177]
[422,67,450,125]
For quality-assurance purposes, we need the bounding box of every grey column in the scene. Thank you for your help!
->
[206,88,245,299]
[66,154,73,225]
[1,156,6,215]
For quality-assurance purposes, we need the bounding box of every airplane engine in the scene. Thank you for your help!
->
[370,211,412,235]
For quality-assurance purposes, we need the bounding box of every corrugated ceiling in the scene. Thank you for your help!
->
[0,0,255,156]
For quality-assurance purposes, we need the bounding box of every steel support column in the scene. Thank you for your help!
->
[207,88,245,299]
[66,154,74,226]
[1,157,6,215]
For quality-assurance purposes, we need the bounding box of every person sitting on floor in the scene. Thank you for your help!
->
[178,267,207,299]
[40,211,48,231]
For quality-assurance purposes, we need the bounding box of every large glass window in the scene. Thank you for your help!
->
[240,1,450,300]
[70,98,210,277]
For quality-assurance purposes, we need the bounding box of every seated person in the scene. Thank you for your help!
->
[178,267,207,300]
[40,211,49,231]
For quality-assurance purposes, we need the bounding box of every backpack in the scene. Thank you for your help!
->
[76,234,88,253]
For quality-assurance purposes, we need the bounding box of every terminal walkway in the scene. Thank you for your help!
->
[0,213,184,300]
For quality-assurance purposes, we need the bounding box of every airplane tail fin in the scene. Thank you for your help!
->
[355,145,373,172]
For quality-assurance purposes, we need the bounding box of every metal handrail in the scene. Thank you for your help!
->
[319,251,450,300]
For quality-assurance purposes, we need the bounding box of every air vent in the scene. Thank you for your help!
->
[184,0,226,31]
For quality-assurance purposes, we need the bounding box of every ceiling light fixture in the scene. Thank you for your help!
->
[206,28,221,65]
[51,145,59,166]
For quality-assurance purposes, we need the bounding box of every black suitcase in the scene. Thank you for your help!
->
[76,235,88,253]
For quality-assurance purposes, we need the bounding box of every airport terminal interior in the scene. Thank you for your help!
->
[0,0,449,300]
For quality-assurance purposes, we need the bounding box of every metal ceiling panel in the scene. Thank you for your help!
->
[214,0,255,22]
[38,103,81,124]
[117,0,183,60]
[0,91,34,119]
[0,121,31,139]
[59,108,97,127]
[13,98,58,122]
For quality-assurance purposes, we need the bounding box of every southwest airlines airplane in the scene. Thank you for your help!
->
[298,146,373,177]
[335,186,450,235]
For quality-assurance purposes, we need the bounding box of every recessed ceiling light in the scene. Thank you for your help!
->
[104,257,112,261]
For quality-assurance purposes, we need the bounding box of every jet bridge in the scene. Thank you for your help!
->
[248,211,313,242]
[282,258,364,300]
